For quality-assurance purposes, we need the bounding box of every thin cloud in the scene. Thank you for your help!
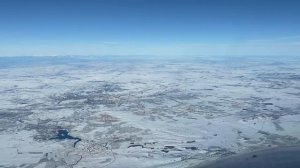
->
[247,35,300,44]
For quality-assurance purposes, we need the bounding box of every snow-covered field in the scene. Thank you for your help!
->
[0,56,300,168]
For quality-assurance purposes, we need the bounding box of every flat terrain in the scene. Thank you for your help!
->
[0,56,300,168]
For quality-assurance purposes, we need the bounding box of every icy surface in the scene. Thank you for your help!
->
[0,56,300,168]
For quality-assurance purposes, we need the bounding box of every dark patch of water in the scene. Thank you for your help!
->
[51,129,81,147]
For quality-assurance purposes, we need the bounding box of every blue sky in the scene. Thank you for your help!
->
[0,0,300,56]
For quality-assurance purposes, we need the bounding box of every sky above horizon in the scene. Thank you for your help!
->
[0,0,300,57]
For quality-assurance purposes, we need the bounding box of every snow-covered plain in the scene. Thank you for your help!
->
[0,56,300,168]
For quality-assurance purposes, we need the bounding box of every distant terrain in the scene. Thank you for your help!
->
[0,56,300,168]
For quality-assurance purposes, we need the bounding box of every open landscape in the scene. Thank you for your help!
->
[0,56,299,168]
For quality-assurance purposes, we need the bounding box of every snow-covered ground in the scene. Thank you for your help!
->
[0,56,300,168]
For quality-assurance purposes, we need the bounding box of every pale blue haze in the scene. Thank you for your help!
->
[0,0,300,56]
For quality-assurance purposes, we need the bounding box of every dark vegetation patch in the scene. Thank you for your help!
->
[185,147,198,150]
